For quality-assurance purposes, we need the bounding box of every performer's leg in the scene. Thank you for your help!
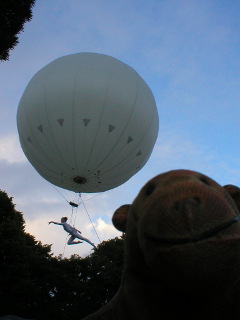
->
[76,234,95,247]
[67,235,83,245]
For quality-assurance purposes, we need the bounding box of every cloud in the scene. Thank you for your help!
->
[87,217,121,241]
[0,134,26,164]
[153,130,215,172]
[151,128,240,186]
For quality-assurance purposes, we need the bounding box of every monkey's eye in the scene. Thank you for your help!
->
[199,176,211,186]
[145,183,155,196]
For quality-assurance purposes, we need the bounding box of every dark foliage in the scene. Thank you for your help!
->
[0,190,124,320]
[0,190,53,318]
[0,0,36,61]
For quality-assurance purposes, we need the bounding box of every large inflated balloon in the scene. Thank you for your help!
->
[17,53,159,193]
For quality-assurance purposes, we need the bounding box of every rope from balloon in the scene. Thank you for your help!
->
[71,177,102,242]
[63,193,101,256]
[52,185,70,204]
[54,186,101,255]
[62,203,77,256]
[80,194,101,243]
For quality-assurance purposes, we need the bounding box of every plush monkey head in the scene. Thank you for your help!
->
[224,184,240,211]
[112,170,240,292]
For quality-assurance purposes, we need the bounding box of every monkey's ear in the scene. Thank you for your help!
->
[112,204,131,232]
[223,185,240,211]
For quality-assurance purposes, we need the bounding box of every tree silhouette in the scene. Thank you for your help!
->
[0,190,52,318]
[41,238,125,319]
[0,0,36,61]
[0,189,124,320]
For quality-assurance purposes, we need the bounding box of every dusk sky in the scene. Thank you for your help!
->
[0,0,240,257]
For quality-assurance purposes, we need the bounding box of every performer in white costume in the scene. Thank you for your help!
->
[49,217,95,247]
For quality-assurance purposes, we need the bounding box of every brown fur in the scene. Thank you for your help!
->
[83,170,240,320]
[224,184,240,212]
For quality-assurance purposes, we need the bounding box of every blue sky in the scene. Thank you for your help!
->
[0,0,240,257]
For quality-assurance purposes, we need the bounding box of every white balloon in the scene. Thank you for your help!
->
[17,53,159,193]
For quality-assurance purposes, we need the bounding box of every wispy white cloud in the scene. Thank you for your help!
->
[88,217,121,240]
[0,134,26,164]
[151,129,240,186]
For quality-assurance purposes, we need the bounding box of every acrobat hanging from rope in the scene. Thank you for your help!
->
[48,216,95,247]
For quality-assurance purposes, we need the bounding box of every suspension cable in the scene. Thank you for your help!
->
[52,185,69,204]
[62,192,101,256]
[62,202,78,256]
[62,234,68,257]
[69,193,100,208]
[80,194,101,243]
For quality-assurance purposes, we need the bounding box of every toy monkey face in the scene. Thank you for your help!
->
[112,170,240,289]
[135,170,239,245]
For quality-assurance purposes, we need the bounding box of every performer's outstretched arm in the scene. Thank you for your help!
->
[48,221,63,225]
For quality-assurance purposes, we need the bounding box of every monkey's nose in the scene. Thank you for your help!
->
[174,197,201,212]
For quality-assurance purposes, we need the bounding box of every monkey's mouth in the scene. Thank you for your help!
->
[146,215,239,245]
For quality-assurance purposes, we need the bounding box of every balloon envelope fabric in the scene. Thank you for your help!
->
[17,53,159,193]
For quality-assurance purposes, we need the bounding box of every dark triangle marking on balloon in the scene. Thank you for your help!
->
[127,136,133,144]
[108,124,115,133]
[38,125,43,133]
[27,137,32,143]
[83,119,91,126]
[137,151,142,156]
[57,118,64,127]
